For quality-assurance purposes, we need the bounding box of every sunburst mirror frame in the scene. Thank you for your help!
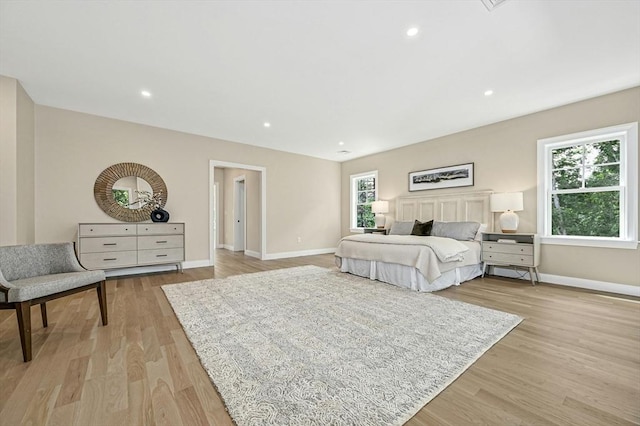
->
[94,162,168,222]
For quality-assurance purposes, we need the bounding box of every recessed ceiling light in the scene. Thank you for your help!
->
[264,122,271,128]
[407,27,419,37]
[484,89,494,96]
[141,90,152,98]
[338,141,344,146]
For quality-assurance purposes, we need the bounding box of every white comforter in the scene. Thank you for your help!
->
[335,234,471,283]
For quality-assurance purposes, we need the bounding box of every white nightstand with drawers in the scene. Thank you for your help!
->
[481,232,540,285]
[78,222,184,273]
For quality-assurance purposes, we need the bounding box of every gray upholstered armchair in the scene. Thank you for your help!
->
[0,242,108,362]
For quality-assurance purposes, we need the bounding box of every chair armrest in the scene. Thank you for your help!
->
[63,242,87,272]
[0,268,12,298]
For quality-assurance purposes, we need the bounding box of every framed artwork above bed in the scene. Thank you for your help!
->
[409,163,474,192]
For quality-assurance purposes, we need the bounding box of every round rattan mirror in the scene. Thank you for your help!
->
[94,162,168,222]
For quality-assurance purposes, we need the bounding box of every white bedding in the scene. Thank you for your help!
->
[335,235,482,292]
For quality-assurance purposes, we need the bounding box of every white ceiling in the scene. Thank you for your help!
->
[1,1,639,162]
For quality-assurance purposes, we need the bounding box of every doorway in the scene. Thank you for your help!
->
[233,176,246,252]
[209,160,267,265]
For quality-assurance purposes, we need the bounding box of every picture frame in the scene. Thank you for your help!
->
[408,162,474,192]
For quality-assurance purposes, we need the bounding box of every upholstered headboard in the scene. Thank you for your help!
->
[395,190,493,230]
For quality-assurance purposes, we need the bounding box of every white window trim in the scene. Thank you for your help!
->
[537,122,638,249]
[349,170,378,233]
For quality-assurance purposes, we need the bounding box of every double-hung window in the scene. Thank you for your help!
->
[537,122,638,249]
[350,171,378,231]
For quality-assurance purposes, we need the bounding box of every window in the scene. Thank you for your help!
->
[350,171,378,231]
[537,122,638,249]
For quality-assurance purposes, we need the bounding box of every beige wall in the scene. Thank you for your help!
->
[34,105,341,261]
[341,87,640,286]
[0,76,35,245]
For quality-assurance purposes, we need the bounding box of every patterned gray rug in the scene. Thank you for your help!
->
[162,265,522,425]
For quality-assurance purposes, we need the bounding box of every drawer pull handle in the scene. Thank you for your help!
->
[104,258,117,261]
[156,254,168,257]
[156,240,168,244]
[103,243,117,246]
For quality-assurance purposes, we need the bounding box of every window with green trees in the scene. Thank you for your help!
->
[538,122,637,248]
[551,139,620,237]
[350,171,377,229]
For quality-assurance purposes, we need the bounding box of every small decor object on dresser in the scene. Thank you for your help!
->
[136,190,170,222]
[151,208,170,222]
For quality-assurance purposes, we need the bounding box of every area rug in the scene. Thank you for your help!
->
[162,265,522,425]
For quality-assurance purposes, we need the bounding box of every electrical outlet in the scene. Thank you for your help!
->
[297,236,302,243]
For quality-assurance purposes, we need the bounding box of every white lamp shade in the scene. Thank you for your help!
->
[371,200,389,214]
[490,192,524,212]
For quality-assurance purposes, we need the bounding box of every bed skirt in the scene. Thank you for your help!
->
[336,257,482,292]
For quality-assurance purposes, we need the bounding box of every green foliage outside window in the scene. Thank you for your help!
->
[550,139,620,237]
[356,177,376,228]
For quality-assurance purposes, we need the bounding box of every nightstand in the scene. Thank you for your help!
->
[364,228,389,235]
[481,232,540,285]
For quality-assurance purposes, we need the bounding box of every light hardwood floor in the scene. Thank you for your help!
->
[0,250,638,425]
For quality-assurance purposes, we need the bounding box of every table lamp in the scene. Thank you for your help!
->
[371,200,389,229]
[490,192,524,233]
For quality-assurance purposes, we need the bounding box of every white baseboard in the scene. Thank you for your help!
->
[245,250,261,259]
[220,244,234,251]
[263,247,336,260]
[183,259,212,269]
[491,267,640,297]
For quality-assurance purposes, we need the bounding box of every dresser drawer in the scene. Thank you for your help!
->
[138,248,184,265]
[136,223,184,235]
[80,236,137,254]
[138,235,184,250]
[79,224,137,237]
[483,243,533,256]
[482,251,534,267]
[80,251,138,269]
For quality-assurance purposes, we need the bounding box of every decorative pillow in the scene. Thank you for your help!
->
[388,221,415,235]
[474,223,488,241]
[431,221,481,241]
[411,219,433,236]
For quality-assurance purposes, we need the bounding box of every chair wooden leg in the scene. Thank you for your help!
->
[96,280,108,326]
[40,303,48,327]
[15,301,32,362]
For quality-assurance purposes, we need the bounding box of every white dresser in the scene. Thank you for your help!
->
[78,223,184,272]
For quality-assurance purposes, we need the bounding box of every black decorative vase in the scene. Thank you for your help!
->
[151,208,170,222]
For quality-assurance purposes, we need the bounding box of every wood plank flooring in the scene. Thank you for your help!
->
[0,250,638,425]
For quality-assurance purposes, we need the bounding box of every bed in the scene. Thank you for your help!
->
[336,191,493,292]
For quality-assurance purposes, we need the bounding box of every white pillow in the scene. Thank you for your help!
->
[474,223,488,241]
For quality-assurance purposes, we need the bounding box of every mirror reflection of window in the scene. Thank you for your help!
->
[112,189,130,207]
[112,176,154,209]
